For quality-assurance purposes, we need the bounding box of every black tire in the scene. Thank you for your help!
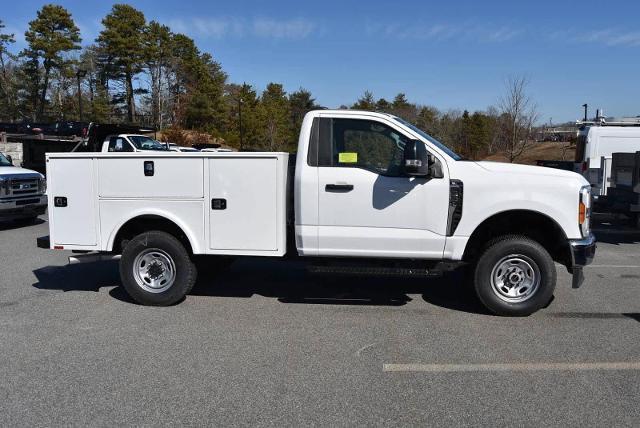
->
[120,231,196,306]
[473,235,556,316]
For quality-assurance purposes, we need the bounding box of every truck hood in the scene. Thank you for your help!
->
[0,166,43,177]
[475,161,581,180]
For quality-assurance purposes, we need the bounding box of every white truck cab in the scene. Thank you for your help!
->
[102,134,168,153]
[0,151,47,222]
[38,110,596,316]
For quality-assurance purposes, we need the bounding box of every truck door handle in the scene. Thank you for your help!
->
[211,198,227,210]
[325,183,354,192]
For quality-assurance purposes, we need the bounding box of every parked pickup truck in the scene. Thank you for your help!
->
[101,134,168,152]
[0,151,47,222]
[37,110,596,316]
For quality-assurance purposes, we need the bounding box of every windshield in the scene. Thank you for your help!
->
[392,117,462,160]
[128,135,167,151]
[0,153,12,167]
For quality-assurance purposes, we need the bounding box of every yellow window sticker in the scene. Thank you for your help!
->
[338,152,358,163]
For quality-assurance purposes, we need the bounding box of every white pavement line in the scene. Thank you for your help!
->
[587,265,640,268]
[383,362,640,372]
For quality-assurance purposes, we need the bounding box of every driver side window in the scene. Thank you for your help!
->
[108,137,133,152]
[318,118,408,177]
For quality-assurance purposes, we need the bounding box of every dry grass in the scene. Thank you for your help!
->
[482,141,575,165]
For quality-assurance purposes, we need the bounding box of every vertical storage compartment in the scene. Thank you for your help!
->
[208,157,282,252]
[48,158,97,246]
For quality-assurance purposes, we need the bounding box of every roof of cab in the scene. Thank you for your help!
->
[308,109,397,119]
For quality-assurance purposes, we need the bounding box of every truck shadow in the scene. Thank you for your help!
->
[32,260,121,293]
[0,217,45,231]
[189,259,490,314]
[32,258,490,315]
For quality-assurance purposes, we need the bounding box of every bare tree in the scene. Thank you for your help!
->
[498,76,539,163]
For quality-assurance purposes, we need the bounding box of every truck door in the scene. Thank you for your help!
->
[315,117,449,258]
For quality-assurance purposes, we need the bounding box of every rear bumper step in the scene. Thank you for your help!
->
[36,236,50,249]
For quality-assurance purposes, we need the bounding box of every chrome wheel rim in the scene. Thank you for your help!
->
[133,249,176,293]
[489,254,540,303]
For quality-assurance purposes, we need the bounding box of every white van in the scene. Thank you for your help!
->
[576,123,640,200]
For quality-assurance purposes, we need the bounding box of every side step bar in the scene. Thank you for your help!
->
[68,253,121,265]
[307,261,460,277]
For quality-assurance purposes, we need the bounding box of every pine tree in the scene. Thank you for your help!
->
[352,90,376,110]
[258,83,291,151]
[144,21,172,129]
[289,88,319,137]
[170,33,226,130]
[0,20,17,120]
[96,4,146,122]
[24,4,81,120]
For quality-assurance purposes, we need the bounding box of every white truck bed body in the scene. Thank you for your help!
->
[579,126,640,196]
[45,152,289,256]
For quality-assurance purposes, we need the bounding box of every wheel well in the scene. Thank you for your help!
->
[463,210,571,268]
[112,215,193,255]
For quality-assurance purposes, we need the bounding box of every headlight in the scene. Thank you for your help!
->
[579,185,591,237]
[38,177,47,194]
[0,178,7,197]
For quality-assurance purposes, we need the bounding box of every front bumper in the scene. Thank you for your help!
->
[568,233,597,289]
[0,195,47,221]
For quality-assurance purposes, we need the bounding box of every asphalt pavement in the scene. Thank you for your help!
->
[1,214,639,426]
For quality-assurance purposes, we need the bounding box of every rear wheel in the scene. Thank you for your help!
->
[474,236,556,316]
[120,231,196,306]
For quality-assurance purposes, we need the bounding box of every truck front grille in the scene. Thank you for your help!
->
[9,178,39,196]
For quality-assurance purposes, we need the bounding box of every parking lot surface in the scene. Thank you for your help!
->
[1,215,639,426]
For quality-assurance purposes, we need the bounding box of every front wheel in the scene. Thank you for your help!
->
[473,236,556,316]
[120,231,196,306]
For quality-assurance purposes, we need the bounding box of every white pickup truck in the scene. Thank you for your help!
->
[0,151,47,222]
[38,110,596,316]
[101,134,168,153]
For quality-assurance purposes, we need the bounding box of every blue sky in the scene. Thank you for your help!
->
[3,0,640,122]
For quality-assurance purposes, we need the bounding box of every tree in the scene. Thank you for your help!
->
[375,97,390,112]
[390,93,417,121]
[144,21,173,129]
[352,90,376,110]
[24,4,81,120]
[79,45,111,121]
[97,4,146,122]
[223,82,260,148]
[415,106,439,134]
[498,76,539,163]
[258,83,291,151]
[169,33,226,130]
[289,87,319,136]
[0,20,17,120]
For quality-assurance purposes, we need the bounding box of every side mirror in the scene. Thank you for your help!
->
[403,140,430,177]
[6,154,12,165]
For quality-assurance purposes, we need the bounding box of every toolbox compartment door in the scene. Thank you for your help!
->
[49,158,97,246]
[208,157,278,251]
[97,157,204,199]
